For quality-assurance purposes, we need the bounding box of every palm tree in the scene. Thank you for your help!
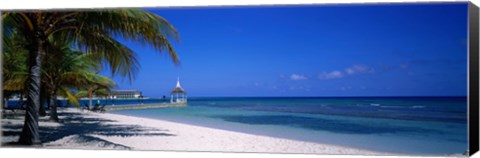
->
[41,39,106,121]
[46,69,116,122]
[2,33,112,121]
[2,9,180,145]
[75,74,116,110]
[46,48,117,121]
[2,31,28,114]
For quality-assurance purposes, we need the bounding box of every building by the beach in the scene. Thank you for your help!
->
[170,78,187,105]
[111,90,143,99]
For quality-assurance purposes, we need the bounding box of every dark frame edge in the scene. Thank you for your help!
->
[0,10,4,147]
[469,1,480,156]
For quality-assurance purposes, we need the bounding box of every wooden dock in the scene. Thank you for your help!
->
[104,103,186,111]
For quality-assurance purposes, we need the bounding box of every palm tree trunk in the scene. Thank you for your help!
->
[39,88,46,117]
[18,38,43,145]
[3,97,8,109]
[89,95,93,110]
[2,97,8,118]
[39,100,46,116]
[49,87,59,122]
[46,96,51,110]
[46,96,50,112]
[18,93,24,109]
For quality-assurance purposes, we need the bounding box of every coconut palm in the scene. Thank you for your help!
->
[43,43,117,120]
[75,74,116,110]
[41,39,105,121]
[2,9,180,145]
[2,31,28,114]
[46,70,116,122]
[3,33,115,121]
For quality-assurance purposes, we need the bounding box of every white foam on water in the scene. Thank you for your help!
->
[370,103,381,106]
[411,105,426,109]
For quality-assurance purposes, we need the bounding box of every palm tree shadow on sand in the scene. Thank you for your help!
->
[2,111,176,149]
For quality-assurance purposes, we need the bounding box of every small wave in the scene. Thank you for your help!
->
[379,105,403,108]
[411,105,426,109]
[370,103,381,106]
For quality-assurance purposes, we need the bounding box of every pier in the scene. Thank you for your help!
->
[104,103,186,111]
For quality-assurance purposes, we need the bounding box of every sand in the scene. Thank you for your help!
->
[1,108,387,155]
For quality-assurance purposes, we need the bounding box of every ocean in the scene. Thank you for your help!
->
[6,97,468,155]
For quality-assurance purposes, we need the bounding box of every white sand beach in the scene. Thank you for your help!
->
[1,108,387,155]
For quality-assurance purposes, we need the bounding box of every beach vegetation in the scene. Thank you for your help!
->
[2,9,180,145]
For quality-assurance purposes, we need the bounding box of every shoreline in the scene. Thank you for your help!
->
[1,108,389,155]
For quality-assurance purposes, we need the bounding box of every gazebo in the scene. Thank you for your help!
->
[170,78,187,105]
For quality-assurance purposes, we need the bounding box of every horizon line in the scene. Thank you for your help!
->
[146,95,468,98]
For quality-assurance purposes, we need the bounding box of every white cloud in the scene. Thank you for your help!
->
[317,64,374,80]
[345,64,375,75]
[318,71,344,80]
[289,74,308,81]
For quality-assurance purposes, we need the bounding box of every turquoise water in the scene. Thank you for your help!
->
[106,97,467,155]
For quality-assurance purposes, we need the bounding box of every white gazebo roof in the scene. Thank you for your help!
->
[170,78,186,94]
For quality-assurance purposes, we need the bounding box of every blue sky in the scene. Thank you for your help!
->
[103,3,469,97]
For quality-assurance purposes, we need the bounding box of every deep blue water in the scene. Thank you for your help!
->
[6,97,468,155]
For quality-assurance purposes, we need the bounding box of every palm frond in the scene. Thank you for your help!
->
[58,87,80,107]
